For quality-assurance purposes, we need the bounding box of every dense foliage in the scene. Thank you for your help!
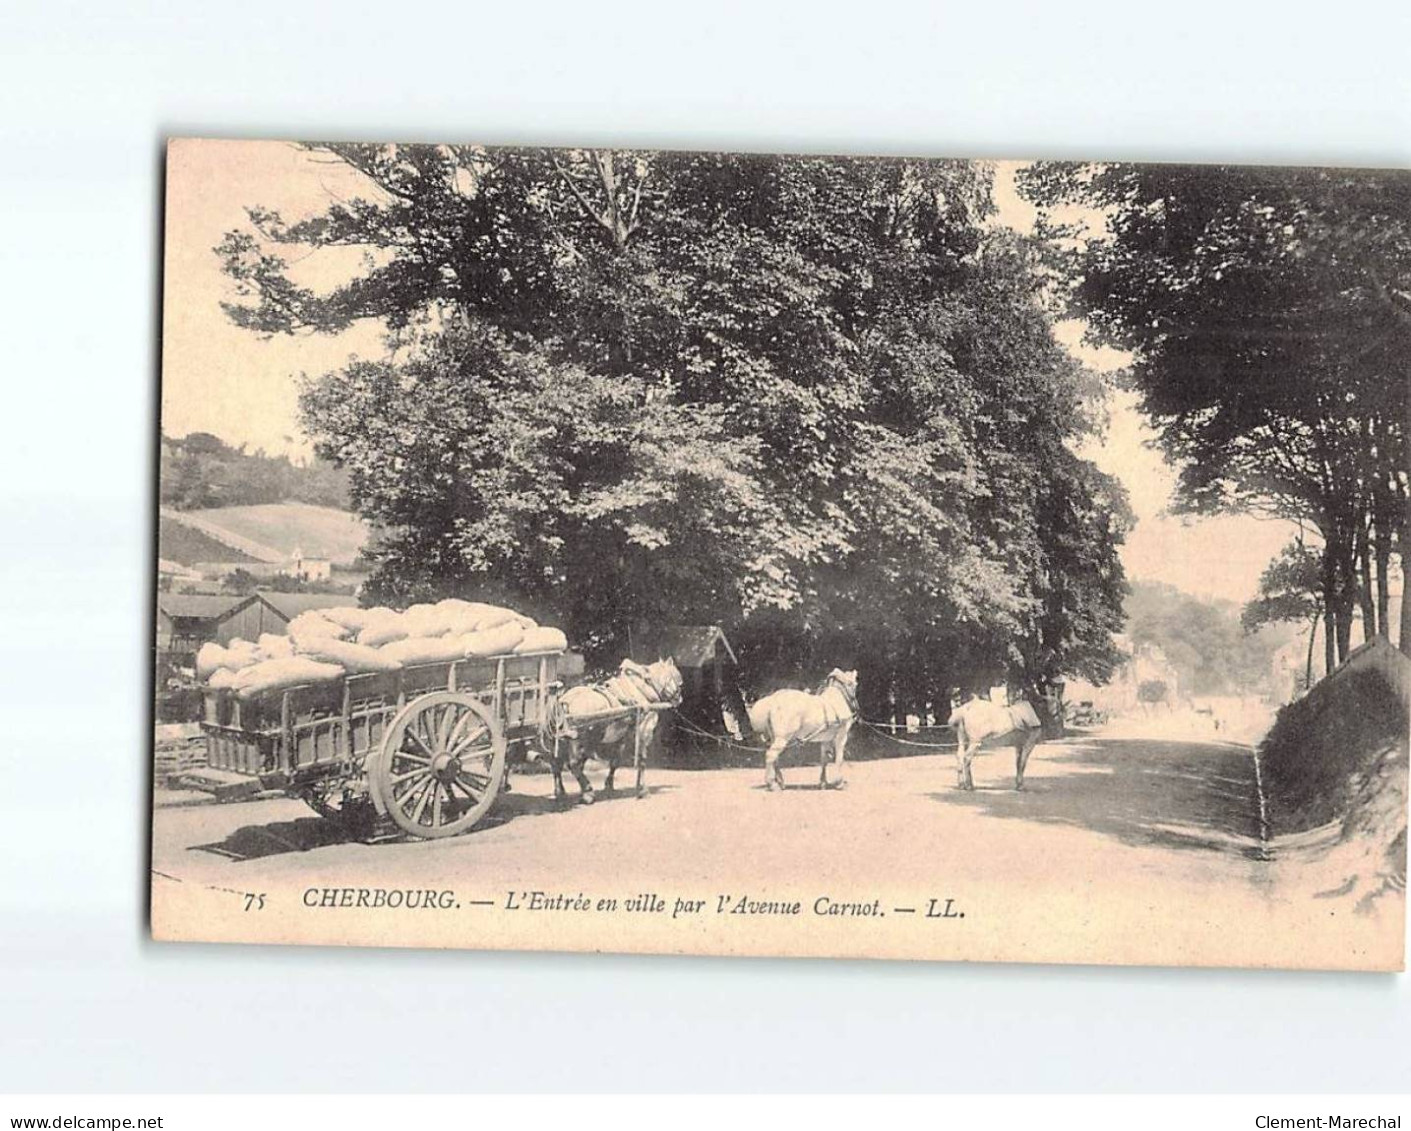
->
[1127,580,1290,697]
[1021,163,1411,662]
[220,145,1129,718]
[160,431,350,511]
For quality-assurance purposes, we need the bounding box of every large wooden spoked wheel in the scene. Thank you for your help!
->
[372,692,506,839]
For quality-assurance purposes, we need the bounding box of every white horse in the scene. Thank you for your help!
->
[551,658,683,804]
[948,695,1044,790]
[746,669,858,791]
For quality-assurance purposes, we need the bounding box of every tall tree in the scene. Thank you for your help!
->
[1021,163,1411,658]
[225,144,1128,708]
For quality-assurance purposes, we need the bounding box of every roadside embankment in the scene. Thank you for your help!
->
[1258,637,1409,915]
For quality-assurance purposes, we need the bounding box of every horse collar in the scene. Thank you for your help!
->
[829,676,858,713]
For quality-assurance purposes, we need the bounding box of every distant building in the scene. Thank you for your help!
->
[251,591,353,628]
[155,593,263,680]
[1064,634,1182,715]
[161,504,363,587]
[288,547,332,582]
[632,624,748,748]
[156,558,203,587]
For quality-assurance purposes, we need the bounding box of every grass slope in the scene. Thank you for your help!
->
[186,503,370,564]
[158,516,260,566]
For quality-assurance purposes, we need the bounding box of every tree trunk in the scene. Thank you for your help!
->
[1304,610,1318,692]
[1401,539,1411,657]
[1374,515,1392,641]
[1356,519,1377,642]
[1335,601,1354,663]
[1321,547,1339,675]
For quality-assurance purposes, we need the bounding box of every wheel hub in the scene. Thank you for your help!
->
[432,753,461,782]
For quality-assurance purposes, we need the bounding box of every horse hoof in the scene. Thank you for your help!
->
[766,780,782,793]
[580,791,595,806]
[833,779,848,791]
[635,788,647,800]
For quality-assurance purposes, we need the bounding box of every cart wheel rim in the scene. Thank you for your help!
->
[376,692,505,839]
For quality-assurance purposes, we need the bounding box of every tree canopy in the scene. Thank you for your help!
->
[1020,162,1411,662]
[220,144,1129,718]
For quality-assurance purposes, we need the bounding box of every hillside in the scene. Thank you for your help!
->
[158,515,262,566]
[160,430,349,511]
[180,503,370,565]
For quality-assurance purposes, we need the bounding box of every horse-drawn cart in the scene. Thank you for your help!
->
[201,650,564,839]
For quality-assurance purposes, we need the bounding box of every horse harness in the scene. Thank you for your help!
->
[556,660,680,738]
[795,677,856,743]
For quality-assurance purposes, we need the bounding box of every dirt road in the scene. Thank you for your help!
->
[149,729,1403,969]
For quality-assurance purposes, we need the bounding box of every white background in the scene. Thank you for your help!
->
[1,0,1408,1094]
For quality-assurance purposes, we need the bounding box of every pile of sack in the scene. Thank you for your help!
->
[197,599,569,698]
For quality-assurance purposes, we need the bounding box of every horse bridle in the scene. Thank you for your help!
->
[636,661,682,705]
[823,672,859,714]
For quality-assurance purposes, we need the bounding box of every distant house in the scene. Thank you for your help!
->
[160,504,366,587]
[288,547,332,583]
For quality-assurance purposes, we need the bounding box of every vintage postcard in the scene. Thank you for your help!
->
[152,138,1408,969]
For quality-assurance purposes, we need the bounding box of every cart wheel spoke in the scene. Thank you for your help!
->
[403,729,435,760]
[392,775,432,814]
[448,723,489,759]
[409,779,434,825]
[436,704,460,754]
[376,691,506,839]
[446,710,485,750]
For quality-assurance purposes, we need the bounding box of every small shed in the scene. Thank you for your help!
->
[633,624,747,745]
[155,593,260,678]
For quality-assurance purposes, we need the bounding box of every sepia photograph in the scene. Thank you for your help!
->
[151,137,1408,971]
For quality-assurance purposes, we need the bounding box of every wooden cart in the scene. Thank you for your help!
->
[201,651,563,839]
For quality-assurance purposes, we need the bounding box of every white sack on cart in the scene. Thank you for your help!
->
[198,640,261,679]
[513,626,568,654]
[207,667,241,689]
[401,603,465,638]
[195,642,229,679]
[257,633,295,659]
[462,621,526,657]
[320,606,372,632]
[357,610,410,647]
[233,657,344,698]
[379,634,474,665]
[287,610,349,642]
[294,636,404,673]
[462,603,527,632]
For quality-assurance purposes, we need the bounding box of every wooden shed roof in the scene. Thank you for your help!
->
[637,624,737,668]
[254,591,356,621]
[156,593,253,621]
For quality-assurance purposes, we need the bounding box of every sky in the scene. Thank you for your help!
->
[161,141,1297,604]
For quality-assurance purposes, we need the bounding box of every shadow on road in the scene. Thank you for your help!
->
[194,783,679,861]
[929,738,1264,858]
